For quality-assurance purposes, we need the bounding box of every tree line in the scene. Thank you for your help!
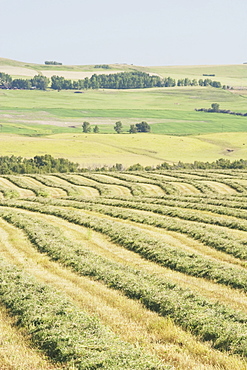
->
[196,103,247,117]
[82,121,151,134]
[0,155,246,175]
[0,73,49,90]
[0,71,223,91]
[44,61,62,65]
[0,155,79,174]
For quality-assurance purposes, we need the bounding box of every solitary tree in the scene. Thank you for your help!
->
[211,103,220,112]
[93,125,99,133]
[114,121,123,134]
[82,121,91,133]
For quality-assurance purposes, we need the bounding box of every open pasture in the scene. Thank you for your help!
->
[0,132,246,166]
[1,169,247,369]
[1,86,247,136]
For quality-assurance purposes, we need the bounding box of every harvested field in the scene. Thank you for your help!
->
[1,169,247,369]
[41,70,124,80]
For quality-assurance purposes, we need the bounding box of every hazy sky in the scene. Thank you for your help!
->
[1,0,247,66]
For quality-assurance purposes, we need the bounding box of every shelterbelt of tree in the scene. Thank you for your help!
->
[1,155,247,175]
[0,70,222,90]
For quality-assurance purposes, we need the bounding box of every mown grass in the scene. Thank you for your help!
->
[0,258,164,370]
[2,206,247,357]
[1,213,245,370]
[0,304,64,370]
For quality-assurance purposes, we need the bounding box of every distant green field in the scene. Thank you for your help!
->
[0,87,247,136]
[0,58,247,165]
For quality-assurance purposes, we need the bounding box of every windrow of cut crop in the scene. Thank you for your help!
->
[134,196,247,221]
[91,172,178,195]
[54,173,111,196]
[3,175,49,197]
[0,259,163,370]
[2,210,247,357]
[78,173,144,196]
[72,195,247,230]
[28,174,71,196]
[152,171,247,193]
[0,184,19,198]
[1,200,247,291]
[125,172,213,194]
[77,173,154,196]
[29,174,85,196]
[47,196,247,261]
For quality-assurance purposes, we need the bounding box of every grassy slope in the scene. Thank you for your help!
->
[0,132,246,166]
[149,64,247,88]
[1,57,247,86]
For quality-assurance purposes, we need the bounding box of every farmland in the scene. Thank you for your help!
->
[1,59,247,368]
[0,59,247,165]
[1,169,247,368]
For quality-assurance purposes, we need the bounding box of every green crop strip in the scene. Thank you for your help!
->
[0,259,163,369]
[1,209,247,357]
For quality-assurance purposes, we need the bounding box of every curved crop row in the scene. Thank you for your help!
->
[68,196,247,235]
[1,200,247,292]
[0,259,162,370]
[40,197,247,261]
[3,175,48,197]
[1,209,247,357]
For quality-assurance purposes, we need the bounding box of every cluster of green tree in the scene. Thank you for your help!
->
[82,121,151,134]
[129,121,151,133]
[0,72,49,90]
[0,70,223,91]
[51,72,163,90]
[94,64,110,69]
[156,158,247,170]
[1,155,247,175]
[90,158,247,172]
[82,122,99,133]
[177,78,221,88]
[203,74,215,76]
[114,121,151,133]
[196,103,247,116]
[44,61,62,65]
[0,155,79,174]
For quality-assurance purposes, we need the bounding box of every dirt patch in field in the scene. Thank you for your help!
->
[41,70,124,79]
[0,65,37,77]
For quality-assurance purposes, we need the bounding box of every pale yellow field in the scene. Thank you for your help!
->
[0,132,246,167]
[0,65,37,77]
[41,70,124,79]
